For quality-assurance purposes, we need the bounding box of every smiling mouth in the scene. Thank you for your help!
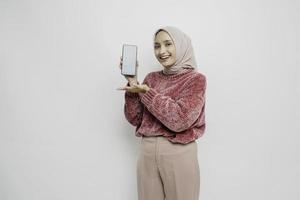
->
[160,56,170,61]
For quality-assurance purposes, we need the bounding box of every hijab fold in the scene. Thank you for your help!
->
[153,26,198,75]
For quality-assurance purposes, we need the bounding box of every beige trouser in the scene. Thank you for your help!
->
[137,135,200,200]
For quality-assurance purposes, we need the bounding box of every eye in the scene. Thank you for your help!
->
[166,43,172,46]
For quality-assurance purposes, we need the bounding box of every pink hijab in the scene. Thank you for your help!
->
[153,26,198,75]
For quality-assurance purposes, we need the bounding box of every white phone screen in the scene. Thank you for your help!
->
[121,44,137,76]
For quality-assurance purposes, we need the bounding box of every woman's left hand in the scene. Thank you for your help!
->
[117,83,150,93]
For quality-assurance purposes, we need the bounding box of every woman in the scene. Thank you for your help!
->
[118,26,206,200]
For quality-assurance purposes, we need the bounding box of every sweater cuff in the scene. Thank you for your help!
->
[140,88,158,107]
[125,91,139,98]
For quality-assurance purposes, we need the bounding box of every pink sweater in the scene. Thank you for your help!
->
[124,68,206,144]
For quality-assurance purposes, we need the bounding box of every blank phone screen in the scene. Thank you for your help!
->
[122,44,137,76]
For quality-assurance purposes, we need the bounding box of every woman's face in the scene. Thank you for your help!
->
[154,31,176,68]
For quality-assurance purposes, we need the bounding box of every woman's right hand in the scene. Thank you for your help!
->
[119,56,139,86]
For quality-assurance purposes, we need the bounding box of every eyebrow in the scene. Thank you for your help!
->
[154,40,173,44]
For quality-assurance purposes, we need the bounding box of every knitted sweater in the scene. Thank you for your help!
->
[124,68,206,144]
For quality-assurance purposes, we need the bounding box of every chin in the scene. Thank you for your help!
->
[160,61,172,68]
[162,63,175,68]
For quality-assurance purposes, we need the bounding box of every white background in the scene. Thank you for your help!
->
[0,0,299,199]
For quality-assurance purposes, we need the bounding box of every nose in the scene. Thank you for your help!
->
[159,45,167,55]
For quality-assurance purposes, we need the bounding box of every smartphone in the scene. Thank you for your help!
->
[121,44,137,76]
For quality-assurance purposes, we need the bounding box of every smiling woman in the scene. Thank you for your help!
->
[118,26,206,200]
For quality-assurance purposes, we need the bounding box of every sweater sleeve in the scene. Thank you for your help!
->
[123,78,144,126]
[139,75,206,132]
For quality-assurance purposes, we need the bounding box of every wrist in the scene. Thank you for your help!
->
[128,80,139,86]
